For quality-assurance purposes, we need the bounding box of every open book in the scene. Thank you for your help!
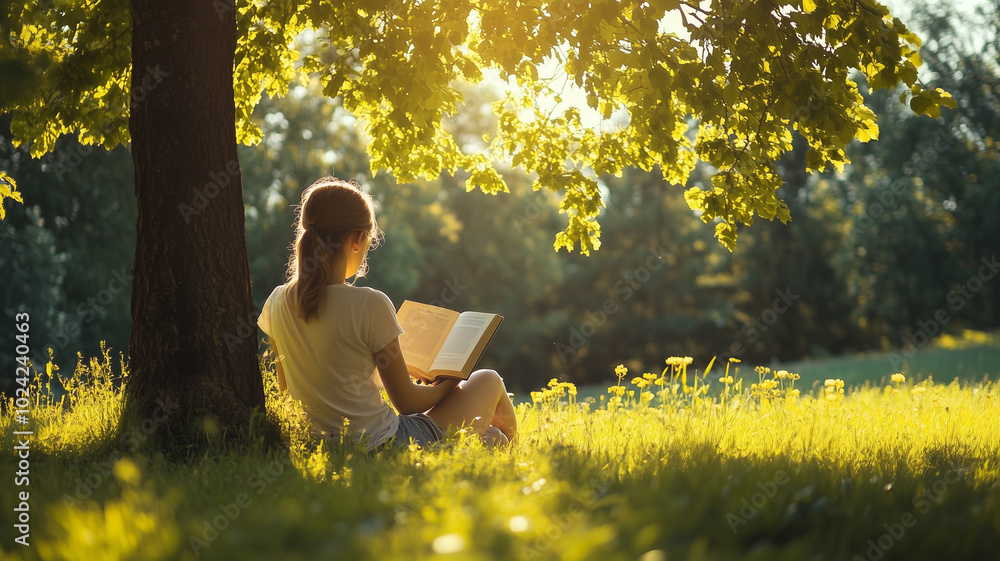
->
[396,300,503,383]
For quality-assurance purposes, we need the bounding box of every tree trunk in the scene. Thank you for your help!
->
[125,0,265,448]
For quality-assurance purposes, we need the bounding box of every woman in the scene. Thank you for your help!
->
[257,176,517,450]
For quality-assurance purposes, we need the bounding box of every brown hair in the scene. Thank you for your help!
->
[285,177,382,321]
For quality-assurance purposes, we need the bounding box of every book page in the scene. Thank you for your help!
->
[396,301,459,378]
[428,312,495,374]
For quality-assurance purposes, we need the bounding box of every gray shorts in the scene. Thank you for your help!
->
[388,413,445,448]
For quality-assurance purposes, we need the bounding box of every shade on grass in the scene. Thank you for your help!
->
[1,349,998,560]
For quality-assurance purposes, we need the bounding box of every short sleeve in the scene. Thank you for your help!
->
[364,289,404,353]
[257,286,278,337]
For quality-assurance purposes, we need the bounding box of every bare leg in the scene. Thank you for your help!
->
[426,369,518,442]
[490,389,518,443]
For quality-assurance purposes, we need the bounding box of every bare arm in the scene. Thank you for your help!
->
[266,338,287,394]
[375,337,458,415]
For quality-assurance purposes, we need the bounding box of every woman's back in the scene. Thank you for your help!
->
[259,283,403,446]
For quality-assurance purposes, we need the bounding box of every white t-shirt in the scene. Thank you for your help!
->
[257,283,404,449]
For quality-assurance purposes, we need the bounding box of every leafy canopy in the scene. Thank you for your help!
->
[0,0,955,251]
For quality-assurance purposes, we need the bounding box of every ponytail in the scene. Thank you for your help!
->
[285,177,381,321]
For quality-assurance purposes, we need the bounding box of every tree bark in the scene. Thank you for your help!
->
[125,0,265,447]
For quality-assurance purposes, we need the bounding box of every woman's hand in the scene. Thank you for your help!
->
[375,337,458,414]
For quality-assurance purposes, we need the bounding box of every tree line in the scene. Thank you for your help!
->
[1,3,997,393]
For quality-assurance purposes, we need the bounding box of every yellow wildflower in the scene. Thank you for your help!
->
[891,373,905,384]
[824,378,845,400]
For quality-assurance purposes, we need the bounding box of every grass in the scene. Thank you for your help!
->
[1,346,999,561]
[773,329,1000,389]
[537,332,1000,406]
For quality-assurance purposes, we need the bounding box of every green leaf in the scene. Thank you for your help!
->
[936,89,958,109]
[0,172,23,221]
[714,222,738,251]
[909,92,935,117]
[723,82,739,106]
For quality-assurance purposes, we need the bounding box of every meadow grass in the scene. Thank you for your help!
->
[527,334,1000,406]
[773,330,1000,390]
[1,348,999,561]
